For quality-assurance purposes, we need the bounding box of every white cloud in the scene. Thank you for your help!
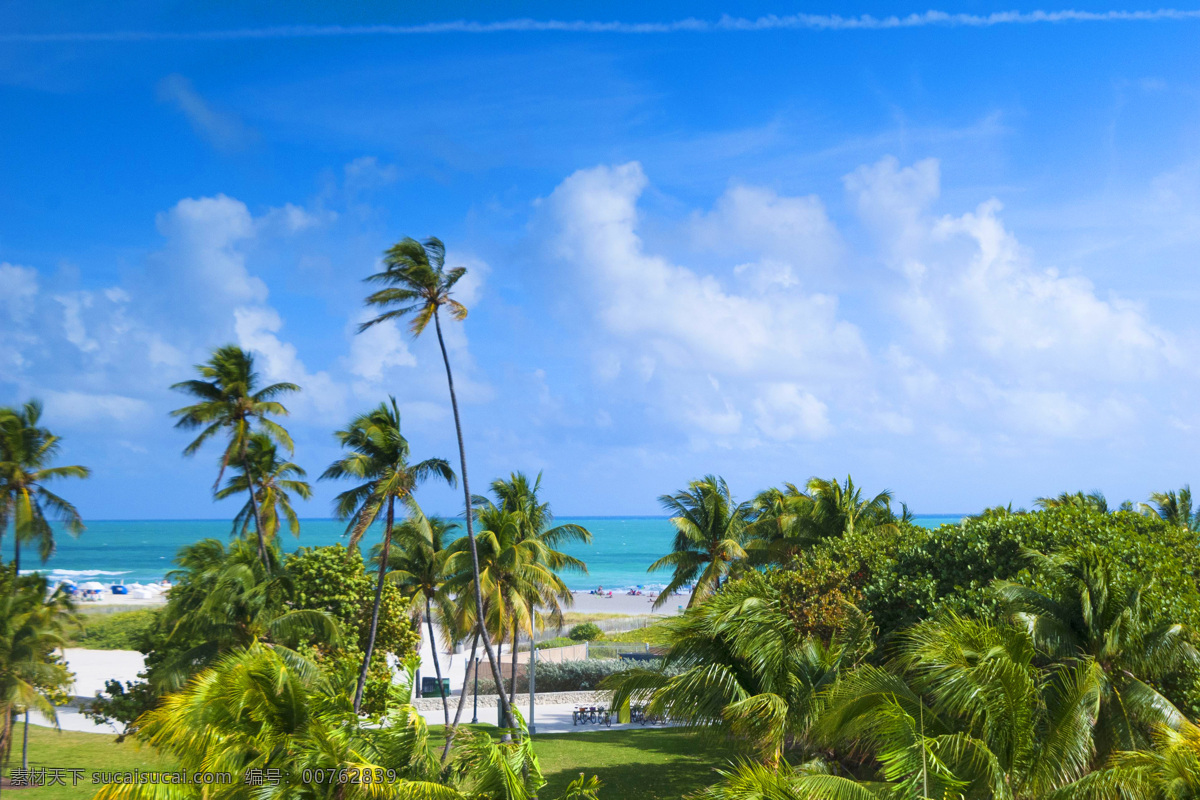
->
[233,306,346,416]
[539,161,866,441]
[344,156,399,193]
[157,74,254,152]
[346,313,417,383]
[753,383,832,440]
[55,293,100,353]
[43,390,151,424]
[0,262,38,323]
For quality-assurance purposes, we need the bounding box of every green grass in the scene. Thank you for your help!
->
[2,722,173,800]
[534,728,733,799]
[65,608,160,650]
[7,722,729,800]
[604,619,673,645]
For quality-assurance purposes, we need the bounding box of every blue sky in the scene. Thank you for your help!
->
[3,1,1200,520]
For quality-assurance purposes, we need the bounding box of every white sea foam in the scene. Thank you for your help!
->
[22,569,133,578]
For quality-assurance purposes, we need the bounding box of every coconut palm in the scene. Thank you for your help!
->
[0,400,90,571]
[321,397,455,713]
[215,432,311,541]
[1141,485,1200,532]
[444,502,583,705]
[358,235,515,728]
[806,475,901,539]
[486,471,591,696]
[1035,490,1110,513]
[170,345,299,563]
[373,507,459,726]
[994,546,1197,761]
[0,574,73,771]
[792,614,1105,800]
[610,572,873,766]
[1090,718,1200,800]
[649,475,752,610]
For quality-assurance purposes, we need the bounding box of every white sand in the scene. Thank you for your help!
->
[566,590,691,616]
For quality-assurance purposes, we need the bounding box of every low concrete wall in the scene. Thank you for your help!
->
[411,689,611,712]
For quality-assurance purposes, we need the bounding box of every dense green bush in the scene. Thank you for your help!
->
[69,608,161,650]
[568,622,604,641]
[478,658,677,694]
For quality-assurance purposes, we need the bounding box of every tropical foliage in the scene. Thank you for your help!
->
[0,399,90,570]
[170,345,298,562]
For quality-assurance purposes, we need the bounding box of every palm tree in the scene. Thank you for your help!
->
[170,345,299,563]
[93,643,561,800]
[783,614,1105,800]
[649,475,751,610]
[444,502,584,705]
[373,507,458,726]
[1035,490,1110,513]
[608,571,874,766]
[1141,485,1200,532]
[155,536,341,690]
[321,397,454,713]
[360,237,522,732]
[487,471,591,698]
[0,574,73,771]
[1091,718,1200,800]
[215,432,312,540]
[994,546,1197,761]
[0,400,90,572]
[806,475,900,539]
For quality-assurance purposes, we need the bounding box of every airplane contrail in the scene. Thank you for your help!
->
[3,8,1200,43]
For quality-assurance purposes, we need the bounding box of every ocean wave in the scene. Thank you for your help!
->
[22,569,133,578]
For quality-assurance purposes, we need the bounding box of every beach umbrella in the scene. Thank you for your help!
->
[80,581,105,591]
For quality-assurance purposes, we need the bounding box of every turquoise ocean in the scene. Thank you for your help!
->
[19,516,964,592]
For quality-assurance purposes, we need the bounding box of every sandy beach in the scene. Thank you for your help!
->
[567,589,691,615]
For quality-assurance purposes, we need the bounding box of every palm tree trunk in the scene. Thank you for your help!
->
[432,308,515,730]
[426,596,449,727]
[239,437,268,565]
[510,626,520,705]
[13,538,19,575]
[354,495,394,713]
[20,711,28,769]
[441,628,480,764]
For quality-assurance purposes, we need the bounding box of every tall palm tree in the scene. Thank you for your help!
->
[444,503,584,705]
[358,234,515,728]
[1141,485,1200,532]
[1092,718,1200,800]
[479,472,589,703]
[171,345,299,563]
[373,507,458,727]
[649,475,751,610]
[0,400,90,572]
[215,432,312,540]
[321,397,454,713]
[994,546,1197,761]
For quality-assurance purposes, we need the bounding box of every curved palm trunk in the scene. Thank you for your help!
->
[13,538,19,575]
[426,596,449,727]
[239,437,269,565]
[509,626,520,705]
[432,309,515,731]
[354,496,394,712]
[20,711,28,769]
[441,628,480,764]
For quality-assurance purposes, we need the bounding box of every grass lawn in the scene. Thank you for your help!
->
[534,728,732,799]
[2,722,173,800]
[4,722,729,800]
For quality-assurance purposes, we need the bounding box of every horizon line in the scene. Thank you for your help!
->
[5,9,1200,43]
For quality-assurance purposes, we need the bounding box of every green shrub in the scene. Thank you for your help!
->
[478,658,677,694]
[534,636,576,650]
[568,622,604,641]
[69,608,161,650]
